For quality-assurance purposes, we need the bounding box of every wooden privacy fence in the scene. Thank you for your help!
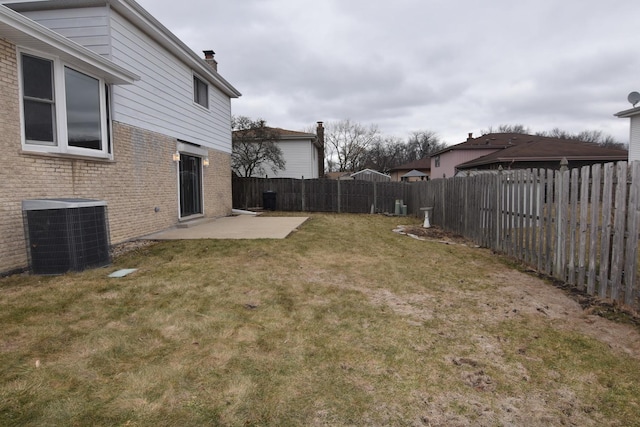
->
[414,162,640,308]
[233,177,412,214]
[232,162,640,309]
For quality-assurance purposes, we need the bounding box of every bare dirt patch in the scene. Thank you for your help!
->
[110,239,159,259]
[394,225,640,359]
[488,269,640,359]
[394,224,471,245]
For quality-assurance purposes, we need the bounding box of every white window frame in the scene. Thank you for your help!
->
[18,48,111,159]
[193,73,209,109]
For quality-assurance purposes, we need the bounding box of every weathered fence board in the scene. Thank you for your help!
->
[577,166,590,290]
[610,162,628,300]
[625,162,640,305]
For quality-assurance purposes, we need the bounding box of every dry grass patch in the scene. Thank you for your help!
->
[1,213,640,426]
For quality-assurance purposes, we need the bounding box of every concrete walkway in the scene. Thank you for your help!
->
[144,215,309,240]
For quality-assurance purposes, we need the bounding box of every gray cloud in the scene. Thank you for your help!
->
[137,0,640,145]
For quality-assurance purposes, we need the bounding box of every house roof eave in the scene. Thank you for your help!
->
[0,4,139,84]
[108,0,241,98]
[4,0,241,97]
[614,106,640,118]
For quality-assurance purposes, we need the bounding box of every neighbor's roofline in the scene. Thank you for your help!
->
[351,168,390,178]
[457,154,629,169]
[0,4,139,84]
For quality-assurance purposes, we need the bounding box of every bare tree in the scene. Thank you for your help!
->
[325,119,380,172]
[537,128,627,149]
[231,116,285,177]
[405,130,447,159]
[362,136,406,174]
[479,124,626,149]
[481,124,531,135]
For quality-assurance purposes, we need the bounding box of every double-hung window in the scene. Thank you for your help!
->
[20,51,110,157]
[193,75,208,109]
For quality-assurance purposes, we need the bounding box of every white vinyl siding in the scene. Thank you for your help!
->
[108,11,232,153]
[630,115,640,162]
[18,6,233,154]
[258,140,318,179]
[19,8,111,57]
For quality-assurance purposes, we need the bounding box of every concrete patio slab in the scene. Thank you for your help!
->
[143,215,309,240]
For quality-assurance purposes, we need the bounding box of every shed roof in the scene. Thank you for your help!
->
[351,168,390,179]
[401,169,427,178]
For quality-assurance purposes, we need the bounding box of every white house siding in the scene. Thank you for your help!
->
[264,140,317,179]
[18,8,111,56]
[108,11,232,153]
[22,6,233,154]
[630,115,640,162]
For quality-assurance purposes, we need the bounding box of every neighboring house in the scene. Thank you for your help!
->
[455,137,628,172]
[430,133,525,178]
[614,106,640,162]
[233,122,325,179]
[389,157,430,182]
[0,1,241,274]
[350,169,391,182]
[431,133,628,178]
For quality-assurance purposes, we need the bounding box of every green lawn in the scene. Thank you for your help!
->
[1,213,640,426]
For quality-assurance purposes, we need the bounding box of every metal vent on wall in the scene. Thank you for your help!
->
[22,199,111,275]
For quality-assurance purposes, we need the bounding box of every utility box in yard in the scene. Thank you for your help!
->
[22,199,111,275]
[263,191,277,211]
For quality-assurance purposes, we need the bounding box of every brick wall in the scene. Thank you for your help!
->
[0,38,24,273]
[0,38,232,274]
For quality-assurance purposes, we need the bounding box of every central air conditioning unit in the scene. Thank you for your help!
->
[22,199,111,275]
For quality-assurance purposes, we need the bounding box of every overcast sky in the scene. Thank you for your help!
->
[137,0,638,146]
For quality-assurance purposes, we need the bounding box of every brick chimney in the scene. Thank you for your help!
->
[203,50,218,71]
[316,121,325,178]
[467,132,473,141]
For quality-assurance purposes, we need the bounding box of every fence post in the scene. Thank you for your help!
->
[337,178,342,213]
[301,177,306,212]
[373,181,377,213]
[625,161,640,305]
[463,177,469,236]
[441,179,446,228]
[495,166,503,251]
